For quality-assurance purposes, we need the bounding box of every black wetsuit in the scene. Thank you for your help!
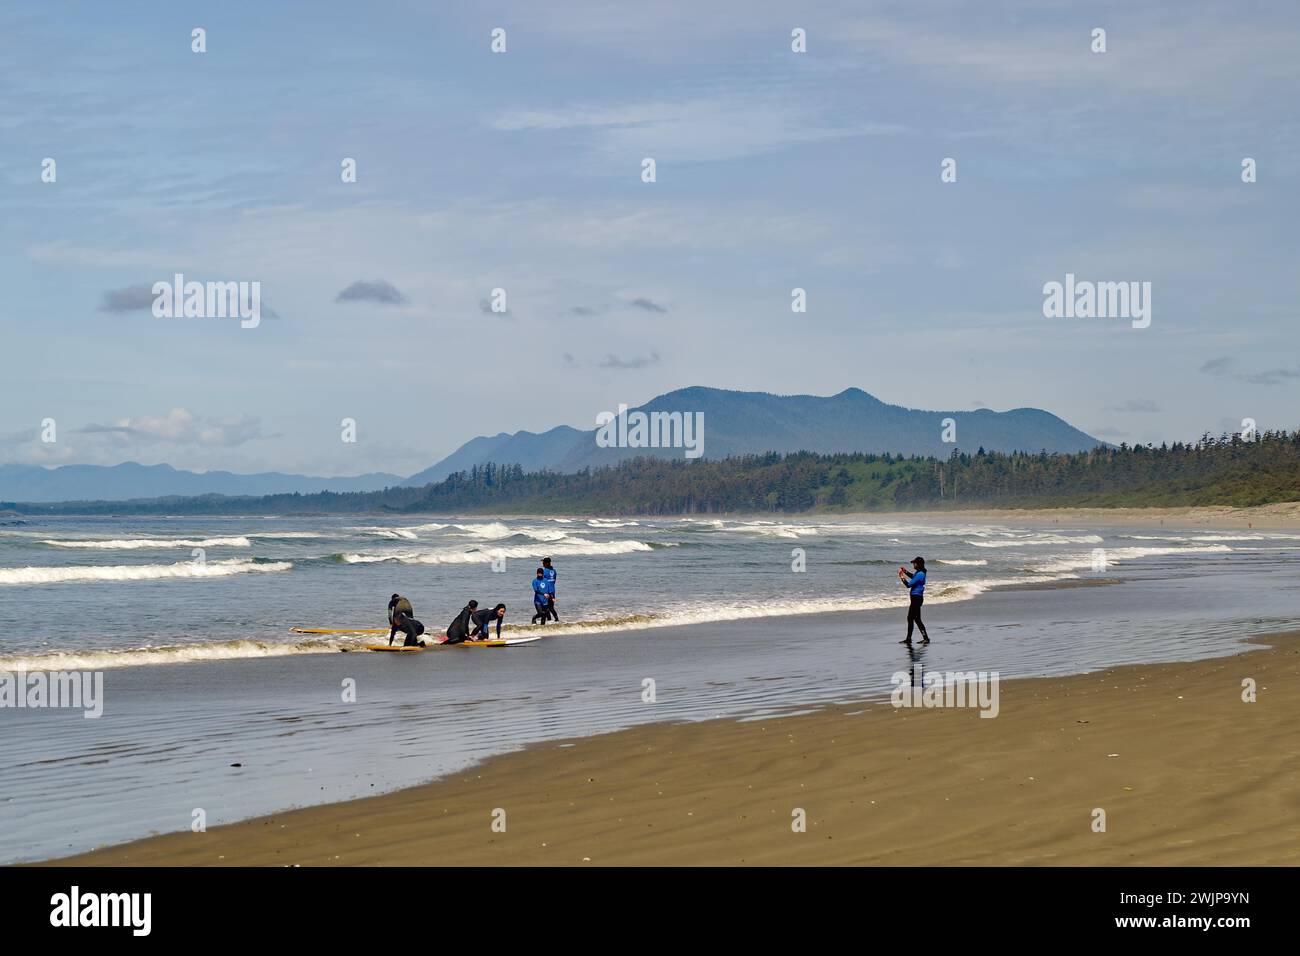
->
[392,613,426,647]
[388,596,414,644]
[470,608,503,640]
[906,595,927,642]
[444,605,475,645]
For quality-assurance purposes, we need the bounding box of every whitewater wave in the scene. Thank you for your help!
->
[0,637,340,672]
[339,538,653,565]
[0,559,292,586]
[446,522,569,543]
[39,536,252,550]
[968,534,1104,548]
[1030,544,1232,574]
[939,558,989,566]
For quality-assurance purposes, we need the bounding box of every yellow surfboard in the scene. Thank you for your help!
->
[293,627,389,635]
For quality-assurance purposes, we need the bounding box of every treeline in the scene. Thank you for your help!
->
[9,430,1300,516]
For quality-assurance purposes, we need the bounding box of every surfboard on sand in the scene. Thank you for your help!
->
[293,627,389,635]
[365,644,426,653]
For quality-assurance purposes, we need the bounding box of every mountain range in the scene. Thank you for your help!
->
[2,388,1103,503]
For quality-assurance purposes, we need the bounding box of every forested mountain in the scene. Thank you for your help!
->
[11,430,1295,516]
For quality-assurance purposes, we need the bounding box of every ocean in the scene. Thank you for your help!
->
[2,512,1298,861]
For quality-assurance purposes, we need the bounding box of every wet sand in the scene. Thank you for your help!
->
[53,633,1300,867]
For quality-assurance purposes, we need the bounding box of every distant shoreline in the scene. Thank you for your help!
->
[9,502,1300,529]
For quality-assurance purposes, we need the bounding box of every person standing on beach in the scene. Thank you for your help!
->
[541,556,558,621]
[898,557,930,645]
[531,568,550,624]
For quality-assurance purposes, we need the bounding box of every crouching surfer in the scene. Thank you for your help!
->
[392,610,427,647]
[443,600,479,645]
[470,603,507,640]
[388,593,414,645]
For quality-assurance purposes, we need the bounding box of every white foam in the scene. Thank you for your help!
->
[341,538,652,566]
[1031,544,1232,574]
[39,536,252,550]
[0,559,292,586]
[938,558,989,566]
[968,534,1105,548]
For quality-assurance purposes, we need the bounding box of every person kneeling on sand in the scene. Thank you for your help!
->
[898,557,930,645]
[443,600,478,645]
[470,603,507,640]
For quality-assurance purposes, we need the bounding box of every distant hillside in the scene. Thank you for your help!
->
[0,461,402,503]
[14,430,1296,516]
[403,387,1102,485]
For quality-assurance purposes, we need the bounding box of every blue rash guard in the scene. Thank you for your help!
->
[542,566,556,595]
[532,577,549,605]
[906,569,926,596]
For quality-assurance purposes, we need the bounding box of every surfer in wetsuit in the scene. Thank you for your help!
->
[469,603,507,640]
[898,556,930,645]
[541,557,558,621]
[388,594,414,645]
[531,568,550,624]
[443,600,478,645]
[391,610,427,647]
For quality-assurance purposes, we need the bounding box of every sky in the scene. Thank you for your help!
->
[1,0,1298,477]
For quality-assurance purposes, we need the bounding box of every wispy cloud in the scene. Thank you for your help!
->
[629,297,668,314]
[335,280,407,305]
[98,285,156,312]
[598,351,661,370]
[78,409,267,447]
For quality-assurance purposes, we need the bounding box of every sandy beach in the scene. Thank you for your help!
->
[892,503,1300,531]
[53,632,1300,867]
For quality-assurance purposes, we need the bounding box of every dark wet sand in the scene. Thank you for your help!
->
[51,634,1300,866]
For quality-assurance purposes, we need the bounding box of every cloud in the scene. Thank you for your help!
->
[629,297,668,314]
[491,97,900,163]
[98,285,157,312]
[335,280,407,305]
[1090,426,1128,439]
[598,350,661,370]
[1200,356,1300,385]
[78,409,267,447]
[1106,399,1162,413]
[1239,367,1300,386]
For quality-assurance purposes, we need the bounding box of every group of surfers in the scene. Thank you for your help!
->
[385,557,559,647]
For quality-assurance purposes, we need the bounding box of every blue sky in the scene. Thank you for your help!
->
[2,0,1297,476]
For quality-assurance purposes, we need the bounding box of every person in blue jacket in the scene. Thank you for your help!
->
[531,568,550,624]
[541,556,558,621]
[898,556,930,645]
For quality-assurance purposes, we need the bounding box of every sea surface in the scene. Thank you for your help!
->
[2,513,1298,862]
